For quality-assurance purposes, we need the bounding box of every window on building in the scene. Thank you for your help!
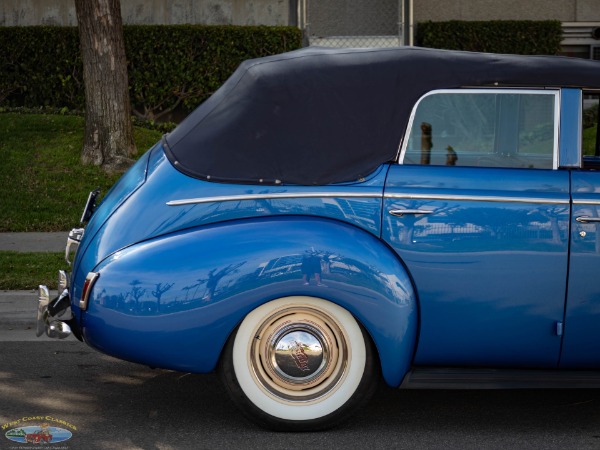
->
[401,90,557,169]
[561,45,594,59]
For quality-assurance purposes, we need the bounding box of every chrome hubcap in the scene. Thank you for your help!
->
[249,306,349,402]
[271,325,326,381]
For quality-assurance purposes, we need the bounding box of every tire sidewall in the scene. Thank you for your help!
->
[221,296,378,430]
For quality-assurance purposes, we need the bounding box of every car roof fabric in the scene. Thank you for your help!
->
[164,46,600,185]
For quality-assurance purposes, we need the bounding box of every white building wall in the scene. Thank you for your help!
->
[414,0,600,22]
[0,0,293,27]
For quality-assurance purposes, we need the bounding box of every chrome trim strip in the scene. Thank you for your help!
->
[167,192,383,206]
[552,90,561,170]
[384,193,569,205]
[573,199,600,206]
[169,191,568,206]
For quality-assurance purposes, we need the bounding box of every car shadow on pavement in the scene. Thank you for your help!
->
[3,341,600,449]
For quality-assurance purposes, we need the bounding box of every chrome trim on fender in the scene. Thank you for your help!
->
[385,193,569,205]
[169,191,569,206]
[167,192,383,206]
[80,272,100,311]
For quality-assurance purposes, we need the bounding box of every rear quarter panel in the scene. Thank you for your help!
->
[82,217,417,386]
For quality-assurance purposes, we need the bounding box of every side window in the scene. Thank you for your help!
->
[582,92,600,169]
[401,90,557,169]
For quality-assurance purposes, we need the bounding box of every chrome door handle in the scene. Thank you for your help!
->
[576,216,600,223]
[388,209,434,218]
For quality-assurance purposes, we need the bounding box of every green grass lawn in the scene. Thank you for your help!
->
[0,113,162,289]
[0,113,162,231]
[583,125,598,156]
[0,251,64,290]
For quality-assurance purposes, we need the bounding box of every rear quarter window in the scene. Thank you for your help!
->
[401,89,558,170]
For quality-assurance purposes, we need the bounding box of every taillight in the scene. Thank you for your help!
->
[79,272,100,311]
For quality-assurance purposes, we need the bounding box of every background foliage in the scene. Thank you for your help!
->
[0,25,302,120]
[584,103,599,129]
[0,113,162,232]
[417,20,562,55]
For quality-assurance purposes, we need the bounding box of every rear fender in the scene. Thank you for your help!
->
[84,216,417,386]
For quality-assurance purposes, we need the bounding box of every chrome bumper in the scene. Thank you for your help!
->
[36,286,72,339]
[36,227,85,339]
[65,227,84,266]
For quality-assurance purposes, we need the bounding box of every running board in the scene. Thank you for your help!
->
[400,367,600,389]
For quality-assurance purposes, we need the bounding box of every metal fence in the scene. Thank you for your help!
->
[301,0,409,48]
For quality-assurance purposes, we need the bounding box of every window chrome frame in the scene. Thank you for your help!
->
[397,88,561,170]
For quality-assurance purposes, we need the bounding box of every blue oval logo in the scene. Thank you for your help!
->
[5,425,73,444]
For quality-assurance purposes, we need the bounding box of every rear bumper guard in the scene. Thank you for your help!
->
[36,286,73,339]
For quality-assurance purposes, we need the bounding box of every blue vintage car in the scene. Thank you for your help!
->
[37,47,600,430]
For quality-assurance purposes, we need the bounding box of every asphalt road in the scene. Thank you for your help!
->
[2,291,600,449]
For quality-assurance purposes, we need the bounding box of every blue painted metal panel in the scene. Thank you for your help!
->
[81,217,417,386]
[71,145,386,318]
[561,171,600,368]
[383,164,569,367]
[559,88,582,168]
[71,146,153,316]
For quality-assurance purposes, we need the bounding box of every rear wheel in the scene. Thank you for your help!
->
[219,296,379,431]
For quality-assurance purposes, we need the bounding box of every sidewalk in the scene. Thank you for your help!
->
[0,232,71,340]
[0,232,67,252]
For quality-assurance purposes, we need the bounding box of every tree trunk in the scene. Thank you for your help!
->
[74,0,136,172]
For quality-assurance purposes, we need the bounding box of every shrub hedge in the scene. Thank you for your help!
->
[0,25,302,119]
[417,20,562,55]
[584,103,599,129]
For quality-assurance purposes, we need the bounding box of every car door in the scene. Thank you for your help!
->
[382,89,569,368]
[561,90,600,369]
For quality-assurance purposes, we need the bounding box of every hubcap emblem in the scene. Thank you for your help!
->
[273,329,325,381]
[290,340,311,372]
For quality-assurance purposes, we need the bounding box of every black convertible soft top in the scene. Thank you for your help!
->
[164,46,600,185]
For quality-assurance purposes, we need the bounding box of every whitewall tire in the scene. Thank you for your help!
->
[219,296,379,431]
